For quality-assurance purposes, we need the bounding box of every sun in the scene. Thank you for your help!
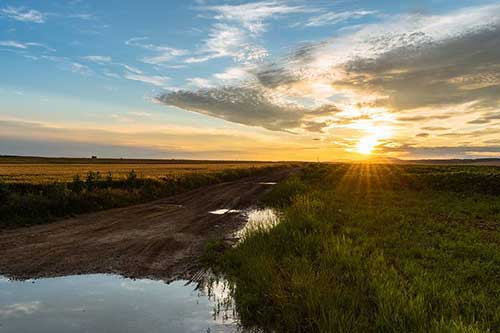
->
[356,135,378,155]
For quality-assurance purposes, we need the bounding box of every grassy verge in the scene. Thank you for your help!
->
[207,163,500,332]
[0,166,284,229]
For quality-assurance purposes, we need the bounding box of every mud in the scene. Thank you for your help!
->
[0,168,293,281]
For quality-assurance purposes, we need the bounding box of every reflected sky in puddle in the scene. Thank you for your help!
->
[0,274,239,333]
[209,209,241,215]
[0,207,280,332]
[236,208,279,240]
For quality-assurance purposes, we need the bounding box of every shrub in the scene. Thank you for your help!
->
[126,170,138,189]
[85,171,101,192]
[70,175,85,194]
[0,181,9,204]
[105,171,113,187]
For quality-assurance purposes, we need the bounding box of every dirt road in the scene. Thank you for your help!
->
[0,168,292,281]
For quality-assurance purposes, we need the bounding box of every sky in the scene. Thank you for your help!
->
[1,0,499,161]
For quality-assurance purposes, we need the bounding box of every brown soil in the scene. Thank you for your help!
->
[0,168,293,281]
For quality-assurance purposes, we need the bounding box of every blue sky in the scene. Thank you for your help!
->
[1,0,499,160]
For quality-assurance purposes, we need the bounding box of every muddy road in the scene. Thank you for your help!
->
[0,168,293,281]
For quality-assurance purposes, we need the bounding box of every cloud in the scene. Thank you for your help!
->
[154,3,500,155]
[0,40,54,51]
[304,10,377,27]
[39,55,93,76]
[70,62,93,75]
[187,1,309,64]
[1,6,45,23]
[186,77,213,89]
[157,86,340,132]
[122,64,143,74]
[252,3,500,113]
[123,72,170,88]
[200,1,313,34]
[213,66,253,83]
[0,40,27,49]
[125,37,187,65]
[467,112,500,124]
[386,145,500,159]
[0,119,308,160]
[421,126,450,131]
[68,13,95,20]
[0,302,42,318]
[184,23,267,64]
[82,55,112,63]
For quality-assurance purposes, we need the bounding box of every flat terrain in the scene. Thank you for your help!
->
[0,167,292,281]
[0,156,277,183]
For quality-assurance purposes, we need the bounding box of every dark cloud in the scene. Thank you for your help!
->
[398,114,452,122]
[157,86,340,132]
[467,111,500,124]
[386,145,500,159]
[421,126,449,131]
[338,26,500,111]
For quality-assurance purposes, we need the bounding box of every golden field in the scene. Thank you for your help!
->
[0,157,278,183]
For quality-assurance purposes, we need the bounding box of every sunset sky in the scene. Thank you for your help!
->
[1,0,499,161]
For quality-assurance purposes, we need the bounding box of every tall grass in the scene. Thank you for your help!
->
[208,163,500,332]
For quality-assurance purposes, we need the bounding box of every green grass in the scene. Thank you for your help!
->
[207,163,500,332]
[0,165,285,229]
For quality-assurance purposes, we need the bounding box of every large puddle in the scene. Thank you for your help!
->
[0,207,280,332]
[0,274,239,333]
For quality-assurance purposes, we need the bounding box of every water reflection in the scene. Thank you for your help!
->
[236,208,279,240]
[0,274,240,333]
[209,209,241,215]
[0,208,280,333]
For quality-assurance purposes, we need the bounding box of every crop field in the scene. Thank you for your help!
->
[0,156,285,228]
[207,163,500,332]
[0,156,278,183]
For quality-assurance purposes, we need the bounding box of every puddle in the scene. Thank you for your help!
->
[258,182,277,185]
[0,274,239,333]
[236,208,280,240]
[209,209,241,215]
[0,208,281,333]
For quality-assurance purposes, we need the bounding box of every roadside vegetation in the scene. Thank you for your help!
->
[207,163,500,332]
[0,165,283,229]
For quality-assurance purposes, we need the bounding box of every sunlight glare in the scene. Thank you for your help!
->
[357,135,378,155]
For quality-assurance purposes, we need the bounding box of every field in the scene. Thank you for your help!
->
[0,156,277,183]
[207,163,500,332]
[0,156,284,228]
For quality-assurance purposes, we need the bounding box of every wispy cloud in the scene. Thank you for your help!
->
[70,62,93,76]
[187,1,311,64]
[123,72,170,88]
[1,6,45,23]
[82,55,112,63]
[303,10,377,27]
[184,23,267,64]
[0,40,54,51]
[125,37,187,65]
[68,13,95,20]
[0,40,28,49]
[200,1,314,34]
[39,55,93,76]
[0,301,42,318]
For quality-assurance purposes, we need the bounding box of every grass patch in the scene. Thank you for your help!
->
[209,163,500,332]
